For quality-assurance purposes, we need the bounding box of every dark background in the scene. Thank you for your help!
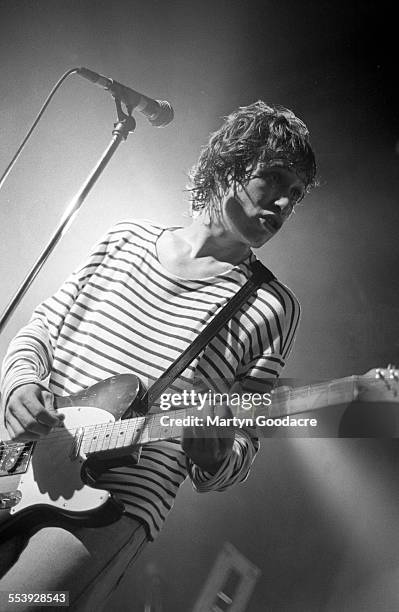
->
[0,1,398,610]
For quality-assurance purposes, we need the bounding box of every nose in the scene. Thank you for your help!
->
[274,196,293,218]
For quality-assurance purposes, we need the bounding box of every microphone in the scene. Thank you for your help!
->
[77,67,174,127]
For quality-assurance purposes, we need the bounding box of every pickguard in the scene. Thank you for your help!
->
[0,405,116,518]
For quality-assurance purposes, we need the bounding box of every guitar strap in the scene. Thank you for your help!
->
[141,260,276,409]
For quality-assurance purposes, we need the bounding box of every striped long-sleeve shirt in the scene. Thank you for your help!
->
[1,220,300,540]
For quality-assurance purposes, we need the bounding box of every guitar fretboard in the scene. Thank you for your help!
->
[80,376,359,455]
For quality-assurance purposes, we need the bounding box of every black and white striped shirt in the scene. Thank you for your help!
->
[1,220,300,540]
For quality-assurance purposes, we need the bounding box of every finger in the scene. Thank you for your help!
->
[182,428,207,452]
[189,426,218,441]
[183,425,204,439]
[5,412,42,441]
[23,392,61,427]
[7,402,53,437]
[182,427,196,447]
[41,389,60,415]
[41,390,65,422]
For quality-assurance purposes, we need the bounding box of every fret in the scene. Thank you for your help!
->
[326,376,357,407]
[88,423,103,454]
[269,377,358,420]
[288,384,327,414]
[142,408,192,444]
[129,415,146,446]
[269,387,291,417]
[117,420,130,448]
[133,414,151,446]
[76,375,365,456]
[112,421,127,449]
[122,422,136,448]
[109,421,121,450]
[101,422,115,451]
[149,412,173,443]
[171,421,182,438]
[151,414,163,443]
[140,416,158,446]
[153,412,172,443]
[81,432,92,455]
[94,422,108,453]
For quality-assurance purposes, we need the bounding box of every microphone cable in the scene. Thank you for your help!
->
[0,67,80,192]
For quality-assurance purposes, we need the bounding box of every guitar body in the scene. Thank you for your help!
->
[1,367,398,541]
[0,374,145,541]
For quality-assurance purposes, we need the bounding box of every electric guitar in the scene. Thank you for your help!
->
[0,367,398,541]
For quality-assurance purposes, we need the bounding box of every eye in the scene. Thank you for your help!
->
[268,171,281,184]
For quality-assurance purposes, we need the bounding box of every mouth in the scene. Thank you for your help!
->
[259,214,282,233]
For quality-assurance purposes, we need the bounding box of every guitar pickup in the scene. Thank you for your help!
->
[69,427,84,461]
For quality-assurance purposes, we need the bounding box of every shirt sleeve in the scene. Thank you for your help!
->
[187,280,301,493]
[186,429,259,492]
[0,225,123,413]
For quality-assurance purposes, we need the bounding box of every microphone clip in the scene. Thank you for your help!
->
[112,98,137,140]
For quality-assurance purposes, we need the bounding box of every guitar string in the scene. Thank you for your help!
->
[2,375,392,452]
[0,411,175,452]
[0,376,363,451]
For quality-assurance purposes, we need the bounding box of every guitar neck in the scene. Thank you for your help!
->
[270,375,358,417]
[80,375,359,455]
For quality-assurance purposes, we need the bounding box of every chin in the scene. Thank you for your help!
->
[232,224,274,249]
[249,233,274,248]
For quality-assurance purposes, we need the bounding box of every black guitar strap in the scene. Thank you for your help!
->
[141,260,276,408]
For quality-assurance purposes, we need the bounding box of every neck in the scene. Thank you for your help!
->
[176,214,251,265]
[78,375,360,456]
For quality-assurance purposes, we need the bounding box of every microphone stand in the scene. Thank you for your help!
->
[0,99,136,334]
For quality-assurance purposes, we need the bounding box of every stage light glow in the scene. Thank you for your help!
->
[289,438,399,609]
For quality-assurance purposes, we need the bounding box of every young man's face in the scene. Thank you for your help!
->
[221,162,306,248]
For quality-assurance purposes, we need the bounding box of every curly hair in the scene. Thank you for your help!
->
[188,101,317,214]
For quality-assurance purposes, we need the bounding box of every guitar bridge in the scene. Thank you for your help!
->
[0,442,33,476]
[0,490,22,510]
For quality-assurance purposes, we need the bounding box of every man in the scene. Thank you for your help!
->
[0,101,316,609]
